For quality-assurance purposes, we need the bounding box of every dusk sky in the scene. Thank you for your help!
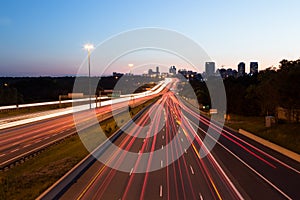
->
[1,0,300,76]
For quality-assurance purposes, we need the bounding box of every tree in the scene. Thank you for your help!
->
[276,59,300,121]
[255,67,279,115]
[0,84,23,106]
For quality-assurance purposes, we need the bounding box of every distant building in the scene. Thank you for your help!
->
[237,62,246,77]
[156,66,160,75]
[205,62,215,77]
[250,62,258,75]
[148,67,160,77]
[169,66,176,75]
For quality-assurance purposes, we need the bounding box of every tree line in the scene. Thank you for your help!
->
[0,76,160,106]
[1,59,299,118]
[182,59,300,118]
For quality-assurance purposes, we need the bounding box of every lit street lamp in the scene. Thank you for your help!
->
[84,43,94,109]
[128,63,134,75]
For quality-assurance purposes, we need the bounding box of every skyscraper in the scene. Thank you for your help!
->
[250,62,258,75]
[148,69,153,76]
[169,66,176,75]
[238,62,246,77]
[156,66,160,75]
[205,62,215,77]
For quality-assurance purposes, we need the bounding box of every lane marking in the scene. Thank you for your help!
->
[199,193,204,200]
[162,135,164,139]
[181,138,184,142]
[10,148,19,153]
[76,163,108,199]
[23,144,31,148]
[190,165,195,175]
[44,137,50,140]
[129,168,133,176]
[76,145,119,200]
[161,160,163,168]
[186,117,244,200]
[159,185,163,197]
[209,177,222,200]
[161,145,164,150]
[12,142,19,146]
[191,144,222,200]
[138,150,141,155]
[184,148,187,154]
[212,139,293,200]
[187,116,293,200]
[0,154,5,157]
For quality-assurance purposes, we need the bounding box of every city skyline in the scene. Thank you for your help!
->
[1,1,300,76]
[0,1,299,198]
[108,60,260,76]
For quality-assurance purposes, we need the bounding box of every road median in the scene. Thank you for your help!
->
[36,99,157,200]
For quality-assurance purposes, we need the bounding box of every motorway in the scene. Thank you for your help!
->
[58,80,300,200]
[0,83,166,169]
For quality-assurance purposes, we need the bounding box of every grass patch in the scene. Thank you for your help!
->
[226,114,300,154]
[0,96,160,200]
[0,135,88,200]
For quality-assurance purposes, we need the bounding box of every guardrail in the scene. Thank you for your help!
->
[0,80,166,112]
[0,80,167,170]
[36,101,155,200]
[0,96,110,112]
[0,105,133,170]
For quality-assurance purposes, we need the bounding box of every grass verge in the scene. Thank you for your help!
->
[0,96,160,200]
[225,114,300,154]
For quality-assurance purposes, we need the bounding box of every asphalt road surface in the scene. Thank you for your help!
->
[60,80,300,200]
[0,94,159,169]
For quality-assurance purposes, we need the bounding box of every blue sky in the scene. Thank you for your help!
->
[0,0,300,76]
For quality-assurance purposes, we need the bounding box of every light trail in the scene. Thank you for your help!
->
[0,79,169,130]
[48,79,300,200]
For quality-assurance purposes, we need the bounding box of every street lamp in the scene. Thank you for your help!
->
[84,43,94,109]
[128,63,134,75]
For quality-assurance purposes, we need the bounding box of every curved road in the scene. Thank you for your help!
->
[59,80,300,199]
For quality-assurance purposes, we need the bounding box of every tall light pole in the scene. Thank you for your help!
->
[84,43,94,109]
[128,63,133,75]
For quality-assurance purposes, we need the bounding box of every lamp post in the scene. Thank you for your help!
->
[128,63,133,75]
[84,43,94,109]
